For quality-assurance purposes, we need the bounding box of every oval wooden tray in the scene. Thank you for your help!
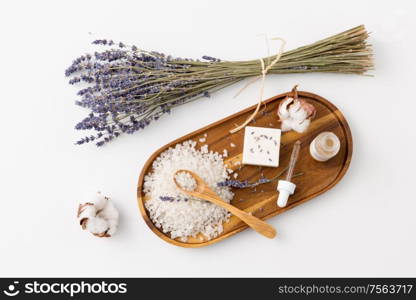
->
[137,91,352,247]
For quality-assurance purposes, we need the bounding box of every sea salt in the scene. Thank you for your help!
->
[222,149,228,157]
[175,171,197,191]
[230,143,236,148]
[200,144,209,152]
[143,140,234,241]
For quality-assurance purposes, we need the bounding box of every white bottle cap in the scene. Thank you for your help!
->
[277,180,296,208]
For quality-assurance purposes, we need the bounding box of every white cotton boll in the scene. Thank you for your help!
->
[99,201,119,220]
[86,217,109,235]
[281,120,293,132]
[278,97,293,120]
[288,100,301,115]
[277,96,316,133]
[106,220,118,236]
[98,201,119,236]
[89,192,108,211]
[77,192,119,238]
[78,205,96,220]
[292,119,311,133]
[290,107,308,121]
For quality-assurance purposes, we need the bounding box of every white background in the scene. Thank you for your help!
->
[0,0,415,277]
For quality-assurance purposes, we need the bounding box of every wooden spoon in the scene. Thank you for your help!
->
[173,170,277,239]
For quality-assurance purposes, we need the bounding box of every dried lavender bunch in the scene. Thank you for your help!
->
[66,25,372,146]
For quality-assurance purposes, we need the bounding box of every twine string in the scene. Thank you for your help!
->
[230,37,286,134]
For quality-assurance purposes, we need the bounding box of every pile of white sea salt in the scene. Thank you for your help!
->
[175,171,197,191]
[143,140,234,241]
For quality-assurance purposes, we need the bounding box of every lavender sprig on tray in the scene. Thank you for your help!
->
[217,178,271,188]
[65,26,372,146]
[218,168,303,189]
[159,196,175,202]
[160,196,189,202]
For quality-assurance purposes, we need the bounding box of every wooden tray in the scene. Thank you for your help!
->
[137,91,353,247]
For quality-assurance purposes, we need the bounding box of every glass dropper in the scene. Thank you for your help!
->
[286,140,301,181]
[277,140,301,208]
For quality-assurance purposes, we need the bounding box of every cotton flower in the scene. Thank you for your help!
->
[77,192,119,238]
[278,96,316,133]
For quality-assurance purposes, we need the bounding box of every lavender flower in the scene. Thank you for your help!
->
[159,196,175,201]
[66,26,373,146]
[217,180,251,188]
[202,55,221,62]
[218,168,304,189]
[257,177,271,184]
[159,196,188,202]
[217,177,271,189]
[65,39,228,147]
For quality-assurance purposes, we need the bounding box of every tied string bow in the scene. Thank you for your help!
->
[230,36,286,134]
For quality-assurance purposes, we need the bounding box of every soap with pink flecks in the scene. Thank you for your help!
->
[242,126,281,167]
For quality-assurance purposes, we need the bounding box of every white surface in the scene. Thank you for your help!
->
[0,0,415,277]
[242,126,281,167]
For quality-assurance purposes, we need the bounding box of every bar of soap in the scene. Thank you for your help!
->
[242,126,281,167]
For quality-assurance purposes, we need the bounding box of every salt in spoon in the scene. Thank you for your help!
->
[173,170,277,239]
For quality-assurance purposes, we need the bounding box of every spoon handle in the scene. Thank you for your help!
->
[197,190,277,239]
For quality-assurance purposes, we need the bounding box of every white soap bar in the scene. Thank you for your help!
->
[242,126,281,167]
